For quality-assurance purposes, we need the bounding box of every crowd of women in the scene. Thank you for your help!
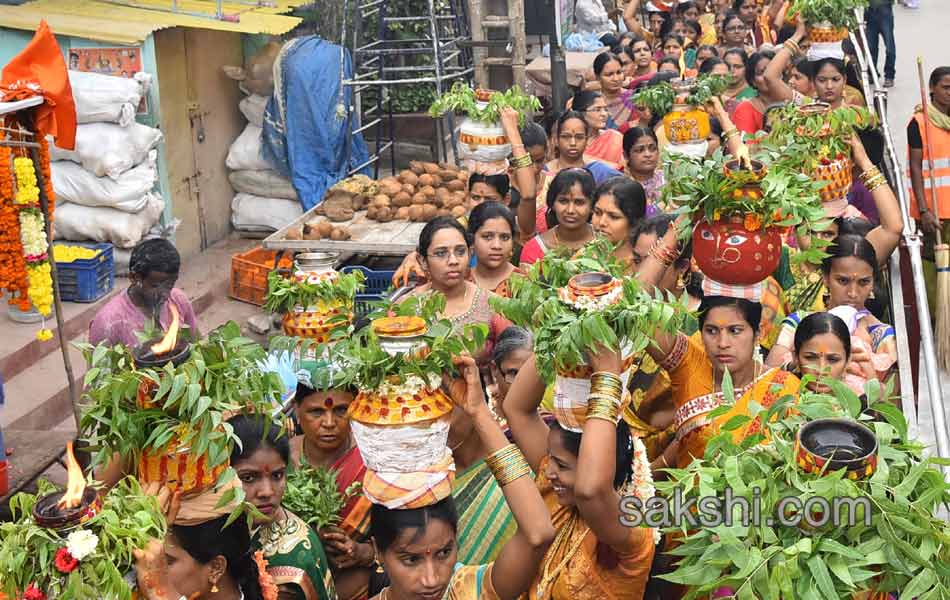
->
[103,2,950,600]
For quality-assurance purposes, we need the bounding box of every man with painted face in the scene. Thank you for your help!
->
[89,238,198,347]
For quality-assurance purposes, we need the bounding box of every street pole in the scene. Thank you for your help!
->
[549,0,569,110]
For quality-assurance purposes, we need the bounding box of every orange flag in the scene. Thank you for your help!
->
[1,20,76,149]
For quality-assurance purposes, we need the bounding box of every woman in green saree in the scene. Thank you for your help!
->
[229,414,338,600]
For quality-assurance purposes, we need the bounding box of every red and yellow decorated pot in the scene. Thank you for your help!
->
[349,382,453,426]
[813,155,853,203]
[794,418,878,481]
[808,24,849,43]
[692,216,782,286]
[138,437,228,496]
[663,104,710,145]
[281,305,351,340]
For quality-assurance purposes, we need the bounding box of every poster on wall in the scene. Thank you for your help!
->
[555,0,574,44]
[68,47,147,113]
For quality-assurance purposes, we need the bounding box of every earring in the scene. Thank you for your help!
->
[375,555,385,574]
[211,583,219,594]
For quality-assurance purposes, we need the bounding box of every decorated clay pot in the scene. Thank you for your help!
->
[723,158,767,184]
[692,216,782,286]
[813,155,853,203]
[558,272,624,308]
[138,437,228,496]
[795,418,878,480]
[372,316,429,356]
[553,343,636,433]
[348,380,453,426]
[458,89,511,163]
[807,22,849,44]
[663,103,710,146]
[281,305,350,339]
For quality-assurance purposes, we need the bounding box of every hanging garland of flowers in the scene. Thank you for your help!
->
[0,144,30,312]
[13,152,54,340]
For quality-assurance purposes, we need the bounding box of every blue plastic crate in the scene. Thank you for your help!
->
[341,266,395,318]
[54,242,114,303]
[341,265,395,296]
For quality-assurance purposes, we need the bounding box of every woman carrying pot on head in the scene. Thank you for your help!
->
[502,345,658,600]
[531,111,622,236]
[135,484,286,600]
[291,380,376,600]
[763,21,861,109]
[783,134,903,315]
[228,414,338,600]
[467,202,523,298]
[767,235,897,391]
[520,169,597,267]
[571,91,625,170]
[629,220,801,469]
[369,355,556,600]
[787,311,876,397]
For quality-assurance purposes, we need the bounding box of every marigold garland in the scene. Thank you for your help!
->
[0,144,30,310]
[13,156,38,205]
[253,551,280,600]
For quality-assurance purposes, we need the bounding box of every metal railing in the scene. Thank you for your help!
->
[851,9,950,475]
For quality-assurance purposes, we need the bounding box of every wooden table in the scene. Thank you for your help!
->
[263,206,425,256]
[1,429,75,505]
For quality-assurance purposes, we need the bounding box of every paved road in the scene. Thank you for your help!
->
[876,0,950,456]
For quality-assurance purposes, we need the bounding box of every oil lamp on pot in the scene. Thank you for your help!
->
[33,442,101,531]
[132,304,192,369]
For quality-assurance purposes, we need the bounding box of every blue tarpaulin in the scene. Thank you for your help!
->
[262,36,370,211]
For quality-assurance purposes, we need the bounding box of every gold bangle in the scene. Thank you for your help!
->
[859,165,881,185]
[587,396,621,424]
[866,175,888,192]
[485,444,532,487]
[510,153,533,170]
[658,454,669,468]
[724,128,742,141]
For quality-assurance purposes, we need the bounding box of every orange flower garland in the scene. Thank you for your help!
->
[252,551,280,600]
[0,144,30,310]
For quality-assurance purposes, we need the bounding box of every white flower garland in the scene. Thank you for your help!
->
[623,434,661,545]
[557,280,624,312]
[374,373,442,399]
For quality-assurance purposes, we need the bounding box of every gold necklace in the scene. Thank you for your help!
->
[535,511,590,600]
[553,225,592,251]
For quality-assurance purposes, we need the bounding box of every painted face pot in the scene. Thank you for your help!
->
[692,216,782,286]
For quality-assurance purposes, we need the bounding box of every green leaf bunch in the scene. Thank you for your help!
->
[490,238,690,385]
[787,0,870,30]
[284,459,362,531]
[766,103,877,164]
[263,268,366,315]
[632,75,729,117]
[77,321,286,477]
[307,291,488,392]
[656,380,950,599]
[660,147,828,238]
[0,477,166,600]
[428,81,541,126]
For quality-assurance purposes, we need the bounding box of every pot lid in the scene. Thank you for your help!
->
[373,316,428,338]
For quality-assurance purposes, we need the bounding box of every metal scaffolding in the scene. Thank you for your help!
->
[341,0,474,175]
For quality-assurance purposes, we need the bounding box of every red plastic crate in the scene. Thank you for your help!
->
[229,247,293,306]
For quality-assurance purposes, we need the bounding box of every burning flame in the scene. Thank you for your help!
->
[150,304,181,355]
[58,442,86,510]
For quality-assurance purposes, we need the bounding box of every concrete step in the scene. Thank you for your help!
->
[0,237,261,434]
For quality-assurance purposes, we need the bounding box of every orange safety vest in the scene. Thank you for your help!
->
[907,111,950,220]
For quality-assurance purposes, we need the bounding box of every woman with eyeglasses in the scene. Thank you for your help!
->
[571,91,625,170]
[732,0,775,47]
[717,12,749,55]
[520,168,596,267]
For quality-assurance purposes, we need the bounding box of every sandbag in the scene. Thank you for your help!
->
[226,124,270,171]
[54,193,165,248]
[50,122,162,180]
[230,193,302,232]
[68,70,148,126]
[228,169,298,200]
[239,94,268,127]
[51,153,156,213]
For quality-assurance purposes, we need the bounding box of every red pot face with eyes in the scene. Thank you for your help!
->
[692,218,782,285]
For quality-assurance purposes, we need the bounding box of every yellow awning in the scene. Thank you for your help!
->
[0,0,307,45]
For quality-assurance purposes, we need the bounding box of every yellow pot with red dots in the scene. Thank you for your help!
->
[281,302,352,340]
[663,104,710,145]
